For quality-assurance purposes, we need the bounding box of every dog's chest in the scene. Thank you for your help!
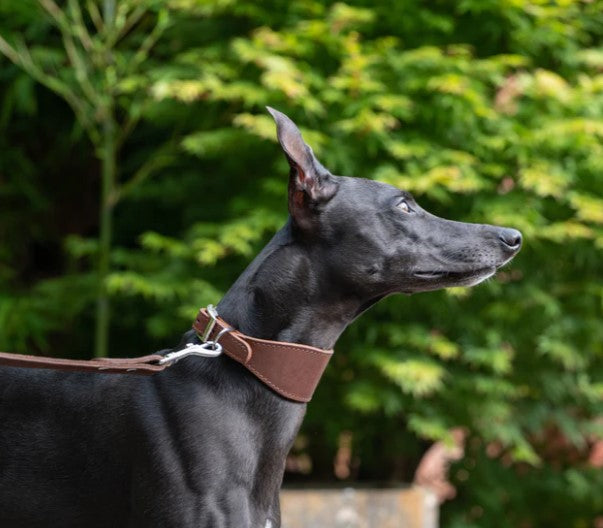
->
[131,373,306,524]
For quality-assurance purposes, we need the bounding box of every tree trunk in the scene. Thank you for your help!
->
[94,111,115,358]
[94,0,117,358]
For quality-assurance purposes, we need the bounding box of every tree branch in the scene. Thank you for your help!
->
[86,0,104,33]
[67,0,95,52]
[108,4,147,48]
[131,9,170,70]
[0,33,99,144]
[113,144,176,205]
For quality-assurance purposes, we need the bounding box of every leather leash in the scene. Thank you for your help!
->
[0,306,333,403]
[0,352,165,375]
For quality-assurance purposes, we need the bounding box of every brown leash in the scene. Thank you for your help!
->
[0,306,333,403]
[0,352,165,375]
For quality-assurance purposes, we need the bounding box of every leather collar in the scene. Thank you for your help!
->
[192,308,333,403]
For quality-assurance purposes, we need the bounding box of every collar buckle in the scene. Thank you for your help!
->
[199,304,219,342]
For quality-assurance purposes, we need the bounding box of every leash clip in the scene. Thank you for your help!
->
[158,342,223,365]
[158,305,233,366]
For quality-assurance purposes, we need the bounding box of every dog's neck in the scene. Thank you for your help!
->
[217,219,374,350]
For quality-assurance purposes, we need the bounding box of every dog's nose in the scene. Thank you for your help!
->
[498,228,522,251]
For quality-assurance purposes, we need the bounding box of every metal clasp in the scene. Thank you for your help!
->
[158,342,223,365]
[158,305,233,366]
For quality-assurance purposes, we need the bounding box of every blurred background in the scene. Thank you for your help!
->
[0,0,602,526]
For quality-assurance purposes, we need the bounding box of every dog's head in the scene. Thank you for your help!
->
[268,107,522,295]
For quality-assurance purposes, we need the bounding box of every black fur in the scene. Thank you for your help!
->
[0,108,521,527]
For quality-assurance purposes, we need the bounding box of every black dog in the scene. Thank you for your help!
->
[0,108,521,527]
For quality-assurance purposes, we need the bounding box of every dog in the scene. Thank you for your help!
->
[0,108,522,527]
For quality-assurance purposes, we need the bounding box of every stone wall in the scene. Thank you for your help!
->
[281,486,438,528]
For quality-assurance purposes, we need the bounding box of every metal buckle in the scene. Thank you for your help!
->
[158,305,233,366]
[200,304,220,342]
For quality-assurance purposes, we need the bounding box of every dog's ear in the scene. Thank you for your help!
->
[267,107,337,229]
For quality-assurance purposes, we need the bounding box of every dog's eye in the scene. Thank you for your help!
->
[397,200,411,213]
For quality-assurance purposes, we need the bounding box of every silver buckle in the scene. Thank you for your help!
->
[158,305,233,366]
[200,304,220,342]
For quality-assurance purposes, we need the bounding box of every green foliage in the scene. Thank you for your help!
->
[1,0,602,526]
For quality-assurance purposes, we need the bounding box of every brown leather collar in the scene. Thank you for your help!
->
[192,308,333,403]
[0,308,333,403]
